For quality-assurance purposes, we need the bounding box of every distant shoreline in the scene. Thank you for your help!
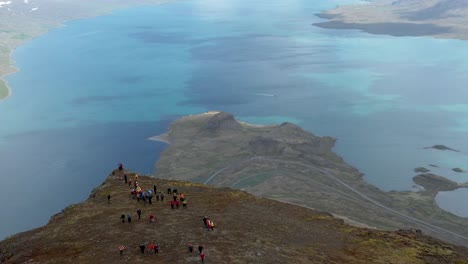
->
[0,0,172,101]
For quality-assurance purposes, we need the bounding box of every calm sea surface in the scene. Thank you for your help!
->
[1,0,468,238]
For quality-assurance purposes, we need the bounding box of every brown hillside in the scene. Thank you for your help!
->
[1,170,467,264]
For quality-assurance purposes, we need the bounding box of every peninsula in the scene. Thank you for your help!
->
[153,112,468,245]
[315,0,468,40]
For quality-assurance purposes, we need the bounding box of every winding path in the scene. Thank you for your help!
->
[203,156,468,245]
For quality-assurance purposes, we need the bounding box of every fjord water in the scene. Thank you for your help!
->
[2,0,468,238]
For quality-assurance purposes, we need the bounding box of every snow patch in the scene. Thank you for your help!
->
[31,7,38,11]
[0,1,12,7]
[24,0,29,4]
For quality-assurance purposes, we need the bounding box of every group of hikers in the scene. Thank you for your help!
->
[114,163,210,262]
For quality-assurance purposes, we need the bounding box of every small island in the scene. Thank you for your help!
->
[414,167,430,173]
[424,145,459,152]
[453,168,464,173]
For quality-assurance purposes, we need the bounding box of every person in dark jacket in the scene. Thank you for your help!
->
[137,209,142,220]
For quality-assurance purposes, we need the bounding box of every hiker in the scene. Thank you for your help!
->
[148,242,155,255]
[148,190,153,205]
[205,219,211,231]
[203,216,208,228]
[198,245,204,254]
[128,179,132,187]
[179,193,185,202]
[200,252,206,263]
[167,188,172,194]
[121,214,126,223]
[127,214,132,223]
[188,243,194,253]
[149,213,155,223]
[119,245,125,256]
[107,194,111,204]
[176,199,180,209]
[170,200,175,209]
[154,243,160,255]
[137,209,142,220]
[140,244,146,255]
[124,174,128,184]
[161,193,164,202]
[173,188,178,194]
[210,220,214,231]
[153,185,157,193]
[118,163,123,171]
[182,200,187,208]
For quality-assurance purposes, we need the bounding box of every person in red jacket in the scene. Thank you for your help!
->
[175,200,180,209]
[200,252,206,263]
[149,213,155,223]
[170,199,175,209]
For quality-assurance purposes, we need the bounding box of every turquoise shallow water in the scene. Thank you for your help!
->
[1,0,468,237]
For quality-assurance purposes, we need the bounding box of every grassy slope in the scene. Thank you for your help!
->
[1,170,467,263]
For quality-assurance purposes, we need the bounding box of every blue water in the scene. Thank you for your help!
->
[2,0,468,238]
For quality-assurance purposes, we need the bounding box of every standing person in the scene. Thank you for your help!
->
[205,219,211,231]
[140,243,146,255]
[118,163,123,171]
[161,193,164,202]
[148,242,155,255]
[107,194,111,204]
[154,243,160,255]
[119,245,125,256]
[198,245,204,254]
[188,243,194,253]
[200,252,206,263]
[153,185,157,193]
[121,214,126,223]
[167,188,172,194]
[182,200,187,208]
[149,213,155,223]
[124,174,128,184]
[170,200,175,209]
[137,209,142,220]
[128,179,132,187]
[173,188,178,194]
[148,191,153,205]
[180,193,185,202]
[127,214,132,224]
[176,199,180,209]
